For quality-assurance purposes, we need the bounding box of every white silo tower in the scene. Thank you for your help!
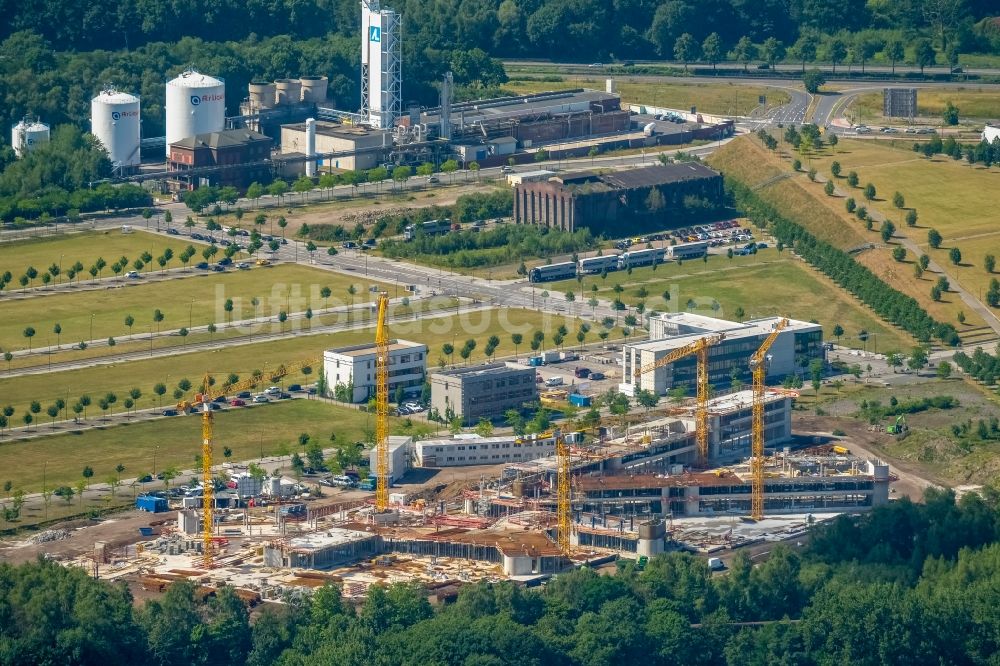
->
[165,69,225,156]
[11,117,50,158]
[91,88,141,171]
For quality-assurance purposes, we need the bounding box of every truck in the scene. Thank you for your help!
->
[560,351,579,362]
[708,557,725,571]
[544,376,564,388]
[542,351,562,364]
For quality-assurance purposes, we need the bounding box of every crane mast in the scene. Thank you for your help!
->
[749,318,788,520]
[374,292,390,512]
[633,333,724,464]
[187,358,318,567]
[555,430,571,555]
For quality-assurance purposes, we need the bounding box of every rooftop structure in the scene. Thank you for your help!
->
[622,314,822,396]
[414,432,556,468]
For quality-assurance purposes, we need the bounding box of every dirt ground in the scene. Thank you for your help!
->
[0,511,161,565]
[793,413,939,501]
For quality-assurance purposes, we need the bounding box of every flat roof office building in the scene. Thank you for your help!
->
[323,339,427,403]
[430,363,537,426]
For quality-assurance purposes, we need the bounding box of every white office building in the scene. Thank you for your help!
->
[323,339,427,403]
[621,313,822,396]
[414,432,557,468]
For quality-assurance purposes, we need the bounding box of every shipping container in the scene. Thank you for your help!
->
[568,393,592,407]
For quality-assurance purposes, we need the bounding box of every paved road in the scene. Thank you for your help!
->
[505,59,1000,79]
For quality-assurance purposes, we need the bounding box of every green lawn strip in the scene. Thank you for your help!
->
[0,229,209,289]
[0,263,391,353]
[0,399,430,494]
[0,308,582,418]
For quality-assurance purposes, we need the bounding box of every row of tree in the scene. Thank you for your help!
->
[728,179,960,346]
[953,345,1000,386]
[914,134,1000,169]
[2,486,999,664]
[381,224,593,269]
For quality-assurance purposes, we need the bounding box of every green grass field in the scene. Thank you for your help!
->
[0,263,390,353]
[853,87,1000,121]
[708,136,989,330]
[0,399,434,493]
[552,250,914,352]
[804,139,1000,313]
[503,78,790,117]
[0,229,207,289]
[0,308,582,418]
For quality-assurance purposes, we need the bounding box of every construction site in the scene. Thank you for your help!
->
[48,307,896,606]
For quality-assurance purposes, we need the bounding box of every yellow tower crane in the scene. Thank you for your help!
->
[187,357,319,567]
[633,333,725,464]
[554,429,571,556]
[749,318,788,520]
[374,291,391,512]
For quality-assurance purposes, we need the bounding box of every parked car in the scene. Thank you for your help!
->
[229,398,247,407]
[217,257,233,266]
[237,391,252,399]
[138,474,153,483]
[237,262,251,270]
[427,176,440,184]
[124,271,140,279]
[207,402,223,411]
[212,395,228,403]
[161,409,179,416]
[264,386,282,395]
[195,262,209,270]
[500,165,514,174]
[575,367,591,378]
[211,265,224,272]
[343,241,358,249]
[589,372,606,381]
[288,384,302,392]
[166,228,180,235]
[278,392,292,399]
[252,395,270,404]
[256,259,271,266]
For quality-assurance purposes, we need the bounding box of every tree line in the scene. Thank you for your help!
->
[728,179,959,346]
[0,125,151,223]
[913,134,1000,169]
[381,224,593,269]
[1,486,999,663]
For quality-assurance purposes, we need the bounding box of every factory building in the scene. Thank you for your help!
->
[429,363,537,425]
[280,121,388,172]
[167,129,272,190]
[620,314,823,397]
[513,163,724,235]
[323,339,427,403]
[419,89,629,148]
[414,432,557,468]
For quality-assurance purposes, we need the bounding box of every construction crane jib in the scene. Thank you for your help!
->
[633,333,724,463]
[374,292,391,512]
[189,358,318,567]
[749,318,789,520]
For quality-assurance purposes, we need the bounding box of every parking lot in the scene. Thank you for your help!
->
[529,345,622,395]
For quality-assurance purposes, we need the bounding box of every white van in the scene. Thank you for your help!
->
[121,225,133,234]
[708,557,725,571]
[544,376,564,388]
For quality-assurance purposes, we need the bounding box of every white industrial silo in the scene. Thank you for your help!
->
[165,69,225,156]
[11,117,50,158]
[91,88,141,171]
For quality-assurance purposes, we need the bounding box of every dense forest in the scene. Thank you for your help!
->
[1,488,998,665]
[2,0,999,136]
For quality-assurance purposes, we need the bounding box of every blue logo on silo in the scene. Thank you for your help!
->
[190,95,201,106]
[112,111,121,120]
[369,26,381,42]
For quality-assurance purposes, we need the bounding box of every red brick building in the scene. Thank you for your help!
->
[168,129,272,191]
